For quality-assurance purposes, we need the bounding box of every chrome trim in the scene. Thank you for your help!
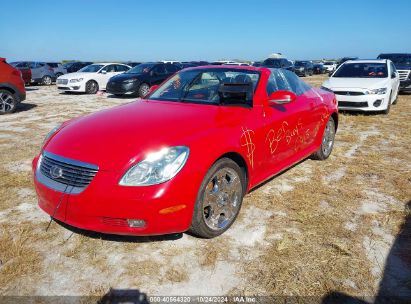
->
[35,151,99,194]
[43,150,99,170]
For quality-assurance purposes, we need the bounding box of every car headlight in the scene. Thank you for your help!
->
[119,146,190,186]
[320,86,334,93]
[43,123,62,146]
[123,78,138,84]
[366,88,387,95]
[69,78,83,83]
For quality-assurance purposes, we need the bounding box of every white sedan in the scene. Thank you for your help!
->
[321,59,400,114]
[56,63,131,94]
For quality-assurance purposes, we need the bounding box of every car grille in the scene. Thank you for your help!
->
[57,79,68,85]
[398,70,411,81]
[39,153,98,189]
[334,91,365,96]
[339,101,368,108]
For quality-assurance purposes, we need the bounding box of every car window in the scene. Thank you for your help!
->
[270,69,291,91]
[153,65,166,75]
[282,69,311,95]
[266,74,279,96]
[149,69,260,105]
[165,64,179,73]
[102,65,116,73]
[115,65,129,72]
[29,62,37,69]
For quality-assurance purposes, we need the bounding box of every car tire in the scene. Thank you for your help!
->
[114,94,124,97]
[85,80,99,94]
[55,73,63,78]
[0,89,17,114]
[138,83,150,98]
[189,158,246,238]
[42,75,52,85]
[311,116,336,160]
[383,92,392,115]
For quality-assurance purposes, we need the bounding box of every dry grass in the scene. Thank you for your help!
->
[0,78,410,297]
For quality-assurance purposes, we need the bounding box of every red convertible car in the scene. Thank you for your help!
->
[32,66,337,238]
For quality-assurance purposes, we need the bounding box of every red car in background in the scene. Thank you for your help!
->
[32,66,338,238]
[0,58,26,114]
[10,62,31,85]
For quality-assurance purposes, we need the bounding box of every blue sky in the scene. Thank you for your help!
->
[1,0,410,62]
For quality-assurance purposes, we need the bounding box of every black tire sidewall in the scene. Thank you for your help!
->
[86,80,99,94]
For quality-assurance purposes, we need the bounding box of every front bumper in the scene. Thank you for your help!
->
[32,154,198,236]
[106,81,139,95]
[57,81,86,92]
[399,80,411,92]
[335,92,390,111]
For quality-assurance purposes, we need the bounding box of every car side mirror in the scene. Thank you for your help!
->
[391,73,396,79]
[268,90,297,105]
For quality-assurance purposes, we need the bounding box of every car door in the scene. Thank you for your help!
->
[30,62,42,80]
[150,64,168,85]
[263,69,315,171]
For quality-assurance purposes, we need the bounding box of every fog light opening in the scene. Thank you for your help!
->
[127,219,146,228]
[373,99,382,107]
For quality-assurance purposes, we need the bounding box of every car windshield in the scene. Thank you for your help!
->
[333,63,388,78]
[78,64,104,73]
[378,55,411,67]
[323,62,334,65]
[148,68,260,105]
[126,63,155,74]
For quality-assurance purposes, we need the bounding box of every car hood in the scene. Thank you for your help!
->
[109,73,144,82]
[44,100,224,171]
[323,77,389,90]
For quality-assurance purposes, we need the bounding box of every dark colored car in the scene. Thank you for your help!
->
[125,62,141,67]
[313,63,326,74]
[62,62,93,73]
[377,53,411,92]
[260,58,294,71]
[0,58,26,114]
[294,61,314,77]
[106,62,182,97]
[337,57,358,68]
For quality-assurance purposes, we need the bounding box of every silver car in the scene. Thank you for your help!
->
[12,61,56,85]
[46,62,67,78]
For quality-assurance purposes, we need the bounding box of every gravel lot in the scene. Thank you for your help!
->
[0,75,410,301]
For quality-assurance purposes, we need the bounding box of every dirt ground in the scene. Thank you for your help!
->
[0,75,410,301]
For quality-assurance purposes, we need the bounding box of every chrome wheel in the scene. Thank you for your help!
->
[139,84,150,97]
[202,167,242,231]
[0,91,16,113]
[322,119,335,157]
[43,76,52,85]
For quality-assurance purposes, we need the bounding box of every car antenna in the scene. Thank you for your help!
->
[45,184,68,231]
